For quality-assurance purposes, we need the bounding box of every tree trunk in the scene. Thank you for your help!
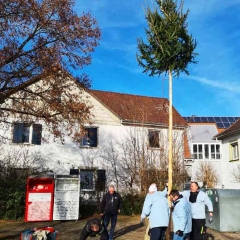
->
[168,69,173,196]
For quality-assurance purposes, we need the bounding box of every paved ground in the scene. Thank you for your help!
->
[0,215,240,239]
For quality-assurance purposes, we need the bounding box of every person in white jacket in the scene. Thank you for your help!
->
[169,190,192,240]
[182,182,213,240]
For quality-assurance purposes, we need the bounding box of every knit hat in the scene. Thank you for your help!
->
[149,184,157,192]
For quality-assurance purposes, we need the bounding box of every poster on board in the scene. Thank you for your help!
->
[53,178,80,220]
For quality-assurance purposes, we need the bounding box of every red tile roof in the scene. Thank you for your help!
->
[89,90,187,127]
[214,118,240,139]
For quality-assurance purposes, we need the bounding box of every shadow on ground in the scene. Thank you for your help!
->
[114,222,144,239]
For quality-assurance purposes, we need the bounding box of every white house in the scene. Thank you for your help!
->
[213,118,240,189]
[184,116,239,189]
[0,85,188,193]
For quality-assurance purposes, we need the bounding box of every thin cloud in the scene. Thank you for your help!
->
[189,76,240,93]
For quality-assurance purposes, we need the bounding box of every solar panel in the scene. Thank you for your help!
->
[183,116,240,129]
[194,117,201,122]
[216,122,224,128]
[214,117,222,122]
[207,117,214,122]
[201,117,208,122]
[221,117,228,122]
[222,122,231,128]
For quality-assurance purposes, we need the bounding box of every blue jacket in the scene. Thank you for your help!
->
[172,196,192,234]
[141,191,169,228]
[182,190,213,219]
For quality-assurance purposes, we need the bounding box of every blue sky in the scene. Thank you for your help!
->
[75,0,240,117]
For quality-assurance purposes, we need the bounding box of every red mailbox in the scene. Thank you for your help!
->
[25,176,55,222]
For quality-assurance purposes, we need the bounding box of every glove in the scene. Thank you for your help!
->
[209,217,213,224]
[176,230,183,236]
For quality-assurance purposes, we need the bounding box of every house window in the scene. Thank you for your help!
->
[12,123,42,145]
[230,141,239,161]
[193,143,221,160]
[148,130,160,148]
[80,127,98,147]
[80,169,95,191]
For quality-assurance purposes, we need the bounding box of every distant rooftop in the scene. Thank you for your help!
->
[183,116,240,129]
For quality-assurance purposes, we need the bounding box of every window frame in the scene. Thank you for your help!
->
[12,122,42,145]
[148,129,160,148]
[80,127,98,148]
[192,143,221,160]
[80,169,96,192]
[230,141,239,162]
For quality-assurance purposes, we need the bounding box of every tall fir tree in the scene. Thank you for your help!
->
[137,0,197,201]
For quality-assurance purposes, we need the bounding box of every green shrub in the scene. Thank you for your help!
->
[121,193,145,215]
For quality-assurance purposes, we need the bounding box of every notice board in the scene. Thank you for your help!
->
[53,178,80,220]
[27,193,52,221]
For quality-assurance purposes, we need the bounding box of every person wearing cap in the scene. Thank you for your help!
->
[181,181,213,240]
[79,218,109,240]
[169,189,192,240]
[100,184,123,240]
[141,183,169,240]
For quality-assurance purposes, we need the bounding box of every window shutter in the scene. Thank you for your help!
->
[96,170,106,191]
[13,123,23,143]
[32,124,42,145]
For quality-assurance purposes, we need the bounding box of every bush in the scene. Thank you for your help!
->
[0,149,52,220]
[121,193,145,216]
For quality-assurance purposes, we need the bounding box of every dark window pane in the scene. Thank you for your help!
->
[89,128,98,147]
[198,144,203,153]
[193,144,197,153]
[149,130,159,148]
[22,124,30,143]
[13,123,23,143]
[32,124,42,145]
[211,144,215,153]
[96,170,106,191]
[80,170,94,190]
[81,127,98,147]
[204,144,209,159]
[216,144,220,153]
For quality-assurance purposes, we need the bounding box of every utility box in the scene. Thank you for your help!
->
[25,176,55,222]
[205,189,240,232]
[53,175,80,220]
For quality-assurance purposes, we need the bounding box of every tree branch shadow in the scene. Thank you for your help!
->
[114,222,144,239]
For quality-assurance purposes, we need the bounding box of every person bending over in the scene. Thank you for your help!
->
[80,218,109,240]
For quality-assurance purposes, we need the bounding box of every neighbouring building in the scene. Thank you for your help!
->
[184,116,239,189]
[213,118,240,189]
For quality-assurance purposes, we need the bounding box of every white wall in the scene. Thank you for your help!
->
[221,134,240,189]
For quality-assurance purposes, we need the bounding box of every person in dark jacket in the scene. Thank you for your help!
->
[100,184,123,240]
[79,218,109,240]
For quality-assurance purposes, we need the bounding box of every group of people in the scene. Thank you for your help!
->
[141,182,213,240]
[79,181,213,240]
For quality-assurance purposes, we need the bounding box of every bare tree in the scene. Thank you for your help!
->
[195,161,219,188]
[0,0,101,141]
[102,127,189,194]
[232,165,240,183]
